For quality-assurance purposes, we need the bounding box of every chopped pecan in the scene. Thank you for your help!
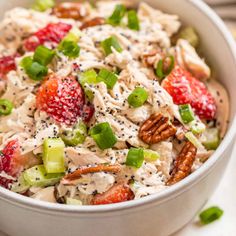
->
[167,141,197,185]
[52,2,88,20]
[80,17,106,30]
[139,113,177,144]
[61,164,121,185]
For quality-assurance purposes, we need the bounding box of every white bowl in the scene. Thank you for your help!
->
[0,1,236,236]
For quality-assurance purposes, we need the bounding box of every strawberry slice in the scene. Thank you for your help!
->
[162,66,216,120]
[0,54,18,79]
[91,183,134,205]
[0,140,21,188]
[36,74,94,125]
[24,22,72,51]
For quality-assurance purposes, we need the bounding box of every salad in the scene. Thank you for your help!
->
[0,0,229,205]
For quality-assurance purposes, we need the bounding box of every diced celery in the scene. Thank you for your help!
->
[179,27,199,48]
[43,138,65,173]
[61,121,87,146]
[189,120,206,134]
[79,69,98,101]
[202,128,220,150]
[143,149,160,162]
[10,174,30,193]
[23,165,64,187]
[185,132,205,149]
[66,197,82,205]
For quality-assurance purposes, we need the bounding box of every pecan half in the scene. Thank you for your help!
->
[52,2,88,20]
[80,17,106,30]
[139,113,177,144]
[61,164,121,185]
[167,141,197,185]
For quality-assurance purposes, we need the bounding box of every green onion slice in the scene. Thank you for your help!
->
[101,36,123,56]
[128,87,148,108]
[125,148,144,168]
[43,138,65,174]
[21,56,48,81]
[107,4,126,26]
[32,0,55,12]
[97,69,118,89]
[89,122,117,150]
[179,104,195,124]
[199,206,223,225]
[33,45,55,66]
[0,99,14,116]
[202,128,220,150]
[189,120,206,135]
[80,69,98,86]
[127,10,140,31]
[58,40,80,59]
[156,55,175,80]
[60,121,87,146]
[79,69,99,100]
[64,27,82,42]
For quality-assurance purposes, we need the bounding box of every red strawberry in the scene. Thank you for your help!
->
[81,103,95,123]
[36,74,94,125]
[0,54,18,79]
[91,184,134,205]
[24,22,72,51]
[0,140,21,188]
[162,66,216,120]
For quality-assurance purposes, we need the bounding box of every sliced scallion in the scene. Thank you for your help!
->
[156,55,175,80]
[0,99,13,116]
[128,87,148,108]
[179,104,195,124]
[32,0,55,12]
[58,40,80,58]
[125,148,144,168]
[21,56,48,81]
[60,121,87,146]
[89,122,117,150]
[202,128,220,150]
[101,36,123,56]
[107,4,126,26]
[127,10,140,31]
[97,69,118,89]
[199,206,223,225]
[33,45,55,66]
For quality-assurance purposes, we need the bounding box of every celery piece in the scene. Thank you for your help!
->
[23,165,64,187]
[11,174,30,193]
[179,27,199,48]
[185,132,205,149]
[202,128,220,150]
[43,138,65,173]
[66,198,83,205]
[143,149,160,162]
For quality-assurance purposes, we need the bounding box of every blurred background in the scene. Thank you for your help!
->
[205,0,236,38]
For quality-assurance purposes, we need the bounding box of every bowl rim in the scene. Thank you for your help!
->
[0,0,236,214]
